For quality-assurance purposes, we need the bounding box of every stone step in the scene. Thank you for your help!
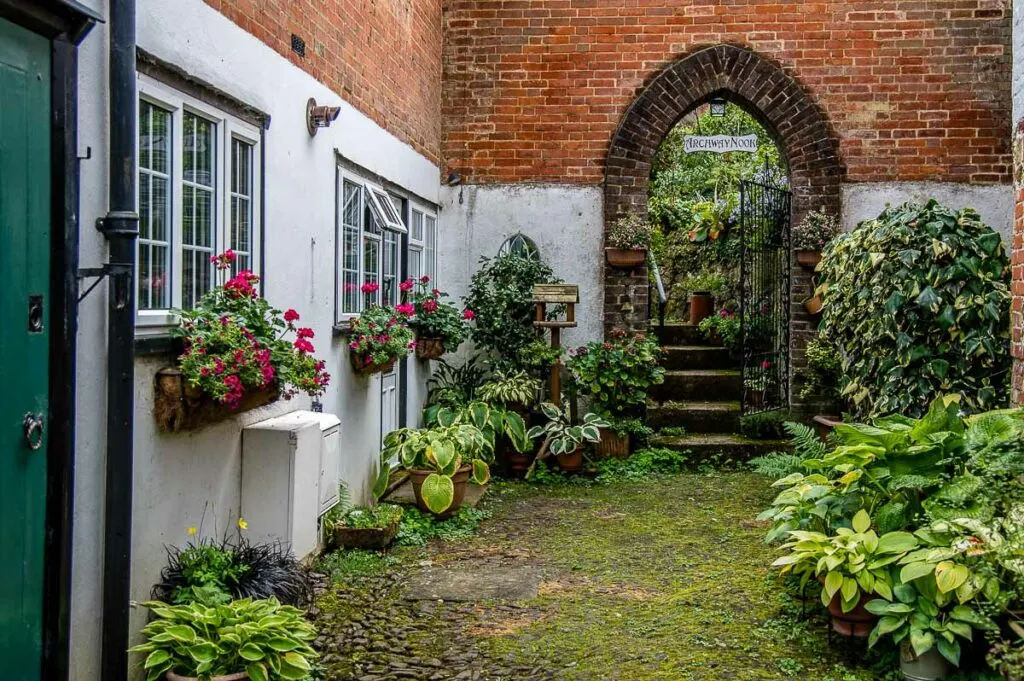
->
[650,369,742,403]
[648,401,740,433]
[650,434,790,462]
[652,323,705,347]
[661,345,736,371]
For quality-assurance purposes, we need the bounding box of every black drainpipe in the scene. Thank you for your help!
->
[98,0,139,678]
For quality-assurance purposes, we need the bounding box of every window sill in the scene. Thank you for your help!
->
[135,334,184,357]
[333,323,355,338]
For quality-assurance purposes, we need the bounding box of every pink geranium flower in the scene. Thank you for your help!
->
[463,309,475,320]
[283,309,300,323]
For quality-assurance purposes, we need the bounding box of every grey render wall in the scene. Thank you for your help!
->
[1015,0,1024,127]
[70,1,441,679]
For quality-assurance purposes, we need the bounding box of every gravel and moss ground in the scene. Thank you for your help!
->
[313,472,892,681]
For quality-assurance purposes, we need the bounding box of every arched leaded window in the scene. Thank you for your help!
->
[498,233,540,260]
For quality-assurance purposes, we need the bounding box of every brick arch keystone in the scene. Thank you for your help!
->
[602,44,844,406]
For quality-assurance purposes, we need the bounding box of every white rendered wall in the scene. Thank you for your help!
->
[71,1,440,678]
[841,182,1015,246]
[437,184,606,350]
[1015,0,1024,128]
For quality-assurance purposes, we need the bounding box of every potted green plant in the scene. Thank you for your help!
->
[322,502,405,550]
[792,209,839,269]
[697,310,740,349]
[566,329,664,457]
[682,270,726,326]
[157,250,330,432]
[396,276,472,360]
[129,597,317,681]
[773,510,918,637]
[595,417,653,459]
[526,402,608,473]
[605,212,652,268]
[477,371,543,475]
[346,303,416,376]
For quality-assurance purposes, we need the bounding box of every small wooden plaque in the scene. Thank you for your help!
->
[532,284,579,304]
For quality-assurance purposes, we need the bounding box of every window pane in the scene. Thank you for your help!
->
[383,230,398,306]
[425,215,437,284]
[182,111,216,309]
[341,180,362,315]
[411,210,424,242]
[363,237,379,309]
[138,101,172,310]
[230,138,254,276]
[408,248,422,281]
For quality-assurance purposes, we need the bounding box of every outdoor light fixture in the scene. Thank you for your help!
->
[306,97,341,137]
[709,97,728,117]
[446,172,463,186]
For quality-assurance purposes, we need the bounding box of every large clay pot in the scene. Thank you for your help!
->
[408,465,472,518]
[689,292,714,326]
[556,447,584,473]
[796,249,822,269]
[594,428,629,458]
[900,643,951,681]
[605,248,646,268]
[803,294,823,315]
[167,672,249,681]
[415,337,445,360]
[824,587,876,637]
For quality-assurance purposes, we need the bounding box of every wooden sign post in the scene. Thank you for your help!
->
[532,284,579,405]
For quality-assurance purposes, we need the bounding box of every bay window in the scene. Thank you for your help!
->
[136,75,262,328]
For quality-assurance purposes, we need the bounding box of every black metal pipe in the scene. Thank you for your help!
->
[99,0,139,678]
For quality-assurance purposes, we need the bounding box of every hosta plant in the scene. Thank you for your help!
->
[527,402,609,457]
[347,305,416,369]
[422,400,532,455]
[379,423,492,514]
[128,597,317,681]
[476,370,541,409]
[818,199,1011,418]
[772,509,918,613]
[174,251,330,408]
[566,328,664,418]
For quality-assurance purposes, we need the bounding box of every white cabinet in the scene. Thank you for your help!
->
[241,411,339,559]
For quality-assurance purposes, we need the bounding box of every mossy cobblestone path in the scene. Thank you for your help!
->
[313,473,877,681]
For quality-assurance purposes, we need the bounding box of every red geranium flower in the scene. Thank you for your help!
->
[284,309,300,323]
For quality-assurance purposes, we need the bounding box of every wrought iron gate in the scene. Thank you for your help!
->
[739,181,792,415]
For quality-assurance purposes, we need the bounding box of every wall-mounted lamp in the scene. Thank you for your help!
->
[306,97,340,137]
[709,96,728,118]
[446,172,463,186]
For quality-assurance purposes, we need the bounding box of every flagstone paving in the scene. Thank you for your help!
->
[312,473,882,681]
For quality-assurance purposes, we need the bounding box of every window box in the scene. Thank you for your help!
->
[153,367,279,433]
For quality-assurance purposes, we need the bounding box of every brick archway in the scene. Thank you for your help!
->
[602,44,843,404]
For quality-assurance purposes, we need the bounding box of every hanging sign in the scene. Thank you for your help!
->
[684,134,758,154]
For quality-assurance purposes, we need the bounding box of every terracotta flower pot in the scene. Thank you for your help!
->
[167,672,248,681]
[505,450,533,478]
[822,585,877,637]
[594,428,629,459]
[803,294,823,315]
[350,353,396,376]
[408,465,472,519]
[415,337,445,360]
[556,447,584,473]
[689,292,714,326]
[796,249,822,269]
[605,248,647,268]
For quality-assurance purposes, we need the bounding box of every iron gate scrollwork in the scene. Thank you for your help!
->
[739,181,792,415]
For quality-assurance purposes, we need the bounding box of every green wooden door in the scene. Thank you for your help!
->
[0,17,51,681]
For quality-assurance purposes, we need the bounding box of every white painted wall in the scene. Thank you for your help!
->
[70,1,441,679]
[1014,0,1024,128]
[841,182,1015,246]
[437,184,606,350]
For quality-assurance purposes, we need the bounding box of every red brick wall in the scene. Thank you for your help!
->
[205,0,443,164]
[442,1,1011,184]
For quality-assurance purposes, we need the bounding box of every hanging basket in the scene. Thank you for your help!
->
[349,353,396,377]
[605,248,647,268]
[154,367,279,433]
[415,337,446,360]
[803,294,823,316]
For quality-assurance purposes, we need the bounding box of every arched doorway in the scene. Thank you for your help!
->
[603,44,843,406]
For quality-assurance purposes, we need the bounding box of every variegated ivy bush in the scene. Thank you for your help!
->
[129,597,317,681]
[818,199,1011,418]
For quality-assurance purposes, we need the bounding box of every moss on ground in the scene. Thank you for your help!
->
[315,473,905,680]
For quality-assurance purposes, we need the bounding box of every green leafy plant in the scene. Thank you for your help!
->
[526,402,609,458]
[398,277,471,350]
[566,328,664,418]
[682,269,728,296]
[697,310,740,349]
[476,370,541,409]
[799,335,842,403]
[739,411,787,440]
[792,210,840,251]
[607,212,654,250]
[422,400,532,455]
[393,506,492,547]
[464,253,558,366]
[818,199,1011,418]
[773,509,918,612]
[174,251,330,406]
[988,639,1024,681]
[604,415,654,439]
[129,597,318,681]
[346,305,415,369]
[322,504,404,534]
[516,338,565,376]
[425,357,486,408]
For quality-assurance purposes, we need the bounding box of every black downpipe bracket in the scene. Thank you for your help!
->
[98,0,138,678]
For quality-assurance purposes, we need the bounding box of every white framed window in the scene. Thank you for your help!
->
[336,171,407,319]
[407,203,437,285]
[136,75,262,330]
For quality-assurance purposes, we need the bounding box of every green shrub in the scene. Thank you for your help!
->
[818,200,1011,418]
[798,335,842,403]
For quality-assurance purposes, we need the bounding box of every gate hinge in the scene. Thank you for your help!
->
[77,263,133,304]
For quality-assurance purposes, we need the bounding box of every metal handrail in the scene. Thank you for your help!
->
[648,252,667,336]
